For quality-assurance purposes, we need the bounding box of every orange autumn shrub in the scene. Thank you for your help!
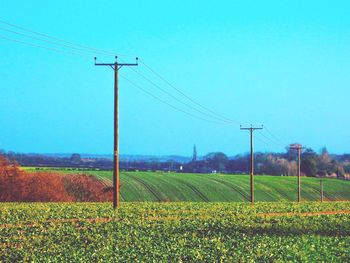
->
[0,155,112,202]
[63,174,112,202]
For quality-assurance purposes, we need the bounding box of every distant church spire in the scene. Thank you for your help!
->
[192,144,197,162]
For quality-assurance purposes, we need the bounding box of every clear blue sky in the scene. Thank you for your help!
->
[0,0,349,156]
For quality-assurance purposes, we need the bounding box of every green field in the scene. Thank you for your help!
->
[26,168,350,202]
[3,170,350,261]
[1,202,350,261]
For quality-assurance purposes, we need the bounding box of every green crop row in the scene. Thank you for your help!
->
[1,202,350,262]
[23,168,350,202]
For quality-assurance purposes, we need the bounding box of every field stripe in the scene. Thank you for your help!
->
[182,182,209,202]
[210,178,248,201]
[258,210,350,217]
[125,173,163,201]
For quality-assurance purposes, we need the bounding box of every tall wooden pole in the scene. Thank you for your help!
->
[290,144,304,202]
[95,56,138,209]
[250,128,254,203]
[297,146,301,202]
[114,61,119,208]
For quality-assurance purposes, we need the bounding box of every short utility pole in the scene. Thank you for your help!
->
[240,125,263,203]
[289,144,304,202]
[320,178,324,202]
[95,56,138,209]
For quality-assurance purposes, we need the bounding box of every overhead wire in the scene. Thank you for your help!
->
[121,75,231,125]
[255,133,270,146]
[0,18,116,56]
[257,130,284,148]
[139,59,240,124]
[0,18,292,146]
[0,26,111,56]
[126,67,237,125]
[0,34,90,57]
[0,36,236,126]
[264,125,286,146]
[0,18,241,126]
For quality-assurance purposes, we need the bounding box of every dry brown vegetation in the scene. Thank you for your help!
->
[0,156,112,202]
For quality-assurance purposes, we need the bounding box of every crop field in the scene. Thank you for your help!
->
[1,202,350,261]
[25,168,350,202]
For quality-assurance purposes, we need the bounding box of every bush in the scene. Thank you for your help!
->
[0,155,112,202]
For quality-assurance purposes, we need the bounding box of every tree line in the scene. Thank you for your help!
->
[1,147,350,178]
[184,147,350,179]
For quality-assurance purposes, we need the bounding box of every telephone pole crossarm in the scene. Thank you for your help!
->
[94,56,138,70]
[240,127,263,131]
[94,56,138,209]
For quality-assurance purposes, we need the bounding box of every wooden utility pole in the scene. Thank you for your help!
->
[320,179,324,202]
[289,144,304,202]
[240,125,263,203]
[95,56,138,209]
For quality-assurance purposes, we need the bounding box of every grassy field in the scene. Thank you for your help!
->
[1,202,350,261]
[25,168,350,202]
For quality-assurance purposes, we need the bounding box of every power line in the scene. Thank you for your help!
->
[257,129,284,148]
[0,20,287,135]
[0,26,110,56]
[0,18,240,126]
[127,67,236,125]
[0,43,286,147]
[0,34,90,57]
[264,125,286,146]
[139,59,240,124]
[121,75,230,125]
[0,22,238,126]
[0,18,116,56]
[255,132,271,146]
